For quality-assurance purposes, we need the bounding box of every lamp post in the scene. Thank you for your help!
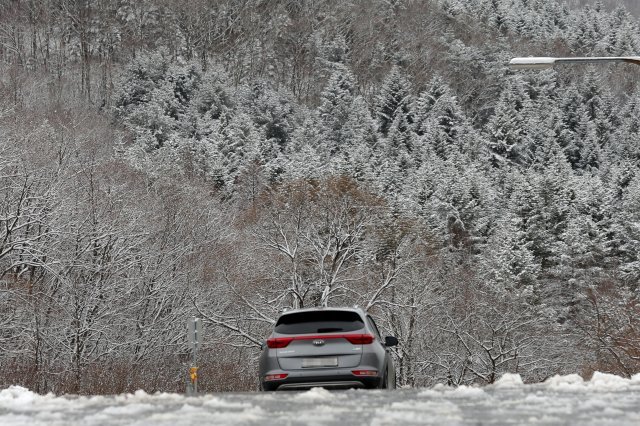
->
[509,56,640,70]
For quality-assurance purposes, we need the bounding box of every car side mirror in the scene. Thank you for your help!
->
[384,336,398,347]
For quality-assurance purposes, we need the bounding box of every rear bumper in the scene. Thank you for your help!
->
[276,380,367,391]
[261,369,381,391]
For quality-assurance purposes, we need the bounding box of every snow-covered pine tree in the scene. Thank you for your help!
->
[485,76,534,166]
[317,64,358,155]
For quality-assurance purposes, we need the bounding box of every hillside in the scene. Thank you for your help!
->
[0,0,639,393]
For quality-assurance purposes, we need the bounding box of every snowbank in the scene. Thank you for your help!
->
[1,372,640,425]
[543,372,640,392]
[588,372,633,390]
[417,384,486,399]
[293,386,334,401]
[493,373,524,388]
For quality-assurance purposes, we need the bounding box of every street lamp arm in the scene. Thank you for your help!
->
[510,56,640,70]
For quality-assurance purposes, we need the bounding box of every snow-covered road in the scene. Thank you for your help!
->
[2,373,639,425]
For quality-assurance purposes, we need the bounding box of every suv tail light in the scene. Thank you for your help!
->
[266,337,294,348]
[266,333,374,347]
[265,373,288,381]
[352,370,378,377]
[344,334,374,344]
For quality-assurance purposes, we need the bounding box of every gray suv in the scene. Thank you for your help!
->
[258,307,398,391]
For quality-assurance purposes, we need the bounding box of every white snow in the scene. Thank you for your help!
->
[544,373,585,391]
[417,384,486,399]
[1,373,640,425]
[293,386,334,401]
[493,373,524,387]
[588,372,632,390]
[449,385,486,398]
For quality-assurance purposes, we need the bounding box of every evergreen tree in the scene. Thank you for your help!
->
[375,65,413,138]
[486,76,534,166]
[615,90,640,165]
[340,97,379,181]
[242,81,298,156]
[510,143,574,270]
[617,175,640,282]
[413,75,451,135]
[317,65,358,155]
[580,70,617,149]
[482,212,540,292]
[413,76,473,161]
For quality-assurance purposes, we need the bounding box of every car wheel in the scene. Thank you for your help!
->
[388,367,396,390]
[379,367,389,390]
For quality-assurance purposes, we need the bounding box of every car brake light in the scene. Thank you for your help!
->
[352,370,378,377]
[265,373,288,381]
[345,334,374,344]
[266,333,374,347]
[266,337,294,348]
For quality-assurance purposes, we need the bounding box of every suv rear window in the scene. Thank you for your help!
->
[275,310,364,334]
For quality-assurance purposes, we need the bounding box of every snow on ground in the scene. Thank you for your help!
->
[1,373,640,425]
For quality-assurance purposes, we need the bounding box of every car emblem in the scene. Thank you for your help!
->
[313,339,325,346]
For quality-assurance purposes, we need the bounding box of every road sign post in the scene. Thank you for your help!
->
[187,317,202,395]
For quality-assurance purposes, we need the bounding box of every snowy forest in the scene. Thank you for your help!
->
[1,0,639,394]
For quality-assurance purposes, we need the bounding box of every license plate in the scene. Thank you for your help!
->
[302,357,338,368]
